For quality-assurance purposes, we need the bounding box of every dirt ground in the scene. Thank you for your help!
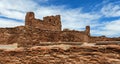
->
[0,43,120,64]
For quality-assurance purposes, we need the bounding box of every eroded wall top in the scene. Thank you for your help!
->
[25,12,61,31]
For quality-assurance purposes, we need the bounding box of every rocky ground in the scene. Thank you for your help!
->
[0,44,120,64]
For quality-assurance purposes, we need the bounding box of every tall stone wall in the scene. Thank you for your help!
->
[1,12,120,47]
[0,12,90,47]
[25,12,61,31]
[85,26,90,36]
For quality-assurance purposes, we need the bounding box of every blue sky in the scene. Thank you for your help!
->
[0,0,120,37]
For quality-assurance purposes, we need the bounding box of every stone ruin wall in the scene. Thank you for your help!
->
[0,27,89,47]
[0,12,90,45]
[25,12,61,31]
[0,28,17,44]
[0,26,25,44]
[0,12,90,47]
[90,36,120,43]
[0,12,120,47]
[18,30,88,47]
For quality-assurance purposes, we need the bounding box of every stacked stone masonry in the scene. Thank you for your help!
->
[0,12,120,47]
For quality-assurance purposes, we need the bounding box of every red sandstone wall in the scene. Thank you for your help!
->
[17,28,88,47]
[3,12,120,47]
[90,36,120,43]
[0,12,90,47]
[25,12,61,31]
[0,28,19,44]
[0,27,89,47]
[85,26,90,36]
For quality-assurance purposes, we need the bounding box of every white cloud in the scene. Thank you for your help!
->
[34,7,100,30]
[91,19,120,37]
[0,0,41,28]
[0,18,24,27]
[0,0,39,20]
[0,9,25,20]
[105,20,120,32]
[0,0,100,29]
[101,2,120,17]
[0,0,38,11]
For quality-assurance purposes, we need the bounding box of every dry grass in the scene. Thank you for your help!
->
[30,44,72,50]
[0,43,17,50]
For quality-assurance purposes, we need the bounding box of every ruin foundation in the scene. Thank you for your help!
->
[0,12,120,47]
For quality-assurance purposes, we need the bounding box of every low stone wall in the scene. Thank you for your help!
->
[0,45,120,64]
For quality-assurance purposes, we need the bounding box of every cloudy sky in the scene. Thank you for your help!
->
[0,0,120,37]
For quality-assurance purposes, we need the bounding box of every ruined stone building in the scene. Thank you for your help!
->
[0,12,120,47]
[25,12,61,31]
